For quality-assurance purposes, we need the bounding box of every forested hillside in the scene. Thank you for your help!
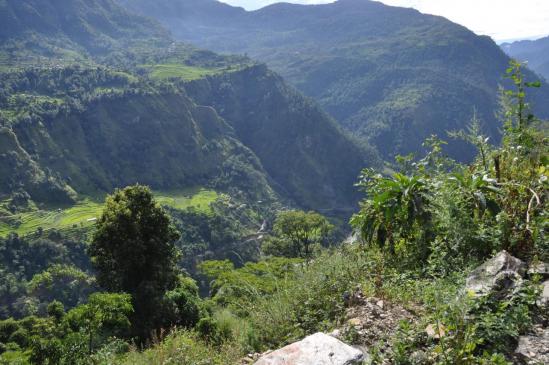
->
[0,0,170,66]
[502,35,549,80]
[0,0,374,216]
[0,1,547,364]
[120,0,549,159]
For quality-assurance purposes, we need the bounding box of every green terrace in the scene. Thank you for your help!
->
[143,63,240,81]
[0,188,219,237]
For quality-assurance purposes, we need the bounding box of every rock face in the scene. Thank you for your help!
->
[527,262,549,280]
[253,332,365,365]
[515,327,549,365]
[464,252,549,365]
[465,251,526,298]
[538,280,549,308]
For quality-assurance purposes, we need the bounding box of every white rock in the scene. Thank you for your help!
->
[253,332,365,365]
[537,280,549,307]
[465,251,525,298]
[528,262,549,279]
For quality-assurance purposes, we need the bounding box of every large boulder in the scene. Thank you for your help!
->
[465,251,526,298]
[253,332,365,365]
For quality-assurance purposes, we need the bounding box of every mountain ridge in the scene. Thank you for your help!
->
[0,0,376,216]
[120,0,549,160]
[502,35,549,80]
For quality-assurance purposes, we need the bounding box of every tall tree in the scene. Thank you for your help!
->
[271,210,333,260]
[88,185,180,339]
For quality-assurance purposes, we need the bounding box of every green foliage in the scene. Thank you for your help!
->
[114,329,243,365]
[0,231,90,319]
[63,292,133,355]
[145,63,225,81]
[384,277,541,364]
[351,169,431,262]
[162,276,204,329]
[199,257,302,309]
[170,197,262,276]
[27,264,96,314]
[0,293,132,364]
[89,185,180,339]
[352,61,548,269]
[269,210,333,260]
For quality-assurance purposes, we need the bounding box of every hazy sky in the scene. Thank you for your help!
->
[220,0,549,42]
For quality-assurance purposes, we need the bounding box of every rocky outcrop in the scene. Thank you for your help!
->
[538,280,549,308]
[466,252,549,365]
[337,294,418,358]
[515,326,549,365]
[253,332,365,365]
[527,262,549,280]
[465,250,526,298]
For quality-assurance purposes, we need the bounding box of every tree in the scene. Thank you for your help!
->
[27,264,96,312]
[88,185,180,339]
[271,210,333,260]
[63,293,132,354]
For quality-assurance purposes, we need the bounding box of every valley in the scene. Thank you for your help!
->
[0,0,547,364]
[121,0,549,159]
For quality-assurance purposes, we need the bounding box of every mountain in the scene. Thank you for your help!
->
[0,0,170,66]
[0,66,276,206]
[120,0,549,160]
[0,0,376,217]
[184,64,377,211]
[501,36,549,80]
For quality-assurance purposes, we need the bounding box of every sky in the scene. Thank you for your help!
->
[220,0,549,42]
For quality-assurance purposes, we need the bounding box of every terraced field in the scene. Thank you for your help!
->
[145,63,224,80]
[0,188,219,237]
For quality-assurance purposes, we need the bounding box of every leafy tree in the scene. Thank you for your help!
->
[162,276,204,329]
[88,185,181,339]
[269,210,333,260]
[46,301,65,323]
[27,265,96,313]
[63,293,133,354]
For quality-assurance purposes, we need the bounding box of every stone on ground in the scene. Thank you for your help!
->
[515,327,549,365]
[253,332,365,365]
[465,250,526,298]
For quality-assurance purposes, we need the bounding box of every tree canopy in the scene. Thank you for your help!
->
[89,185,181,339]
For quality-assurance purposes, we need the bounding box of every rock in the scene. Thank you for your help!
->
[329,329,342,339]
[527,261,549,280]
[376,300,384,309]
[465,251,526,298]
[253,332,365,365]
[425,324,445,339]
[348,318,362,327]
[515,327,549,364]
[537,280,549,308]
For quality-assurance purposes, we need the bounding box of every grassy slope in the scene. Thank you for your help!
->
[146,64,224,80]
[0,188,218,236]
